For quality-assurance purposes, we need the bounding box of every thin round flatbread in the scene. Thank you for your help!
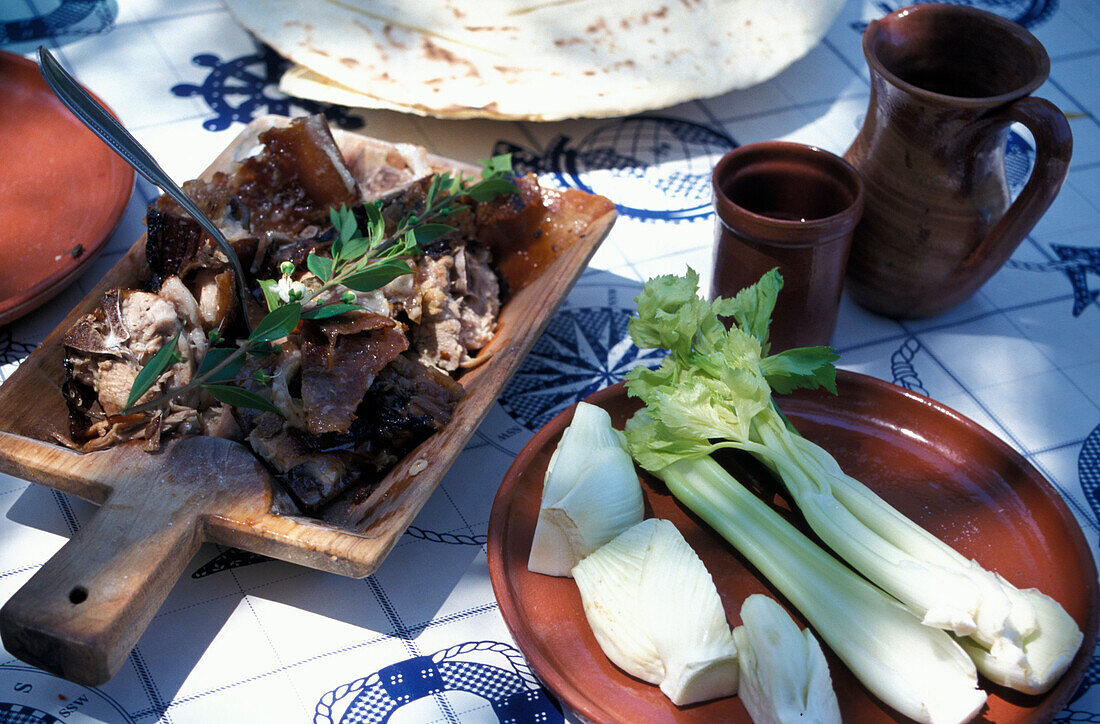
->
[225,0,845,121]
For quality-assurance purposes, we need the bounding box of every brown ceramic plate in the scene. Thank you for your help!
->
[0,50,134,326]
[488,375,1098,723]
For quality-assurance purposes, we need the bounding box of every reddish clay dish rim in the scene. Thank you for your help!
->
[863,4,1050,108]
[488,375,1098,724]
[0,243,111,325]
[711,142,864,245]
[0,51,134,326]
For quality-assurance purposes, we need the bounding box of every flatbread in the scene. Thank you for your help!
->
[224,0,845,121]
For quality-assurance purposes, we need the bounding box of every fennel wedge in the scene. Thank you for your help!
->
[734,594,841,724]
[527,401,644,576]
[571,518,739,707]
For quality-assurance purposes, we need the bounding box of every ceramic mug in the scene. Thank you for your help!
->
[843,4,1073,318]
[711,142,864,352]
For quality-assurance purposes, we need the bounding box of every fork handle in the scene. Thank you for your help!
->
[36,48,211,240]
[36,46,252,328]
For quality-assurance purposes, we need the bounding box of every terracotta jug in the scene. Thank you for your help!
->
[843,4,1072,318]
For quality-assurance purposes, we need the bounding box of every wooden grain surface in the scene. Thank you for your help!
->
[0,116,616,685]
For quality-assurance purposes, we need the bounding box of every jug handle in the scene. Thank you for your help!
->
[960,97,1072,272]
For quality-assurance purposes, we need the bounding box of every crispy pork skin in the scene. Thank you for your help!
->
[233,114,358,235]
[300,355,463,480]
[300,314,409,435]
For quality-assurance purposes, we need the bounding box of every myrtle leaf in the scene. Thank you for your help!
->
[195,347,244,384]
[248,341,281,358]
[341,259,414,292]
[339,236,371,262]
[306,252,334,283]
[330,205,355,241]
[361,201,385,243]
[258,278,282,312]
[330,214,345,260]
[387,232,419,260]
[340,207,358,241]
[413,223,455,245]
[301,303,364,320]
[479,153,513,178]
[442,173,463,195]
[425,174,442,209]
[202,384,283,415]
[465,177,518,202]
[249,302,301,344]
[124,329,182,410]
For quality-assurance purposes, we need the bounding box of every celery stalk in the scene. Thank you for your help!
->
[623,268,1083,697]
[646,452,986,724]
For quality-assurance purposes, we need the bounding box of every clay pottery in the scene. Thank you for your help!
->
[711,141,863,352]
[843,3,1072,318]
[0,50,133,325]
[487,378,1098,723]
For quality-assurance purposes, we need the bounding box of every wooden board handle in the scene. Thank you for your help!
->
[0,483,203,686]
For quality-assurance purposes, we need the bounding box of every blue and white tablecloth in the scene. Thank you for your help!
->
[1,1,1098,722]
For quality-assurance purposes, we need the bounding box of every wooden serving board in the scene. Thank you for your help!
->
[0,116,616,686]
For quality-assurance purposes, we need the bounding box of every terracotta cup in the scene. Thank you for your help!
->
[711,142,864,352]
[844,3,1072,318]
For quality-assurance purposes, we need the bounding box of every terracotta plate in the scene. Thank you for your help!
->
[0,50,134,326]
[488,374,1098,723]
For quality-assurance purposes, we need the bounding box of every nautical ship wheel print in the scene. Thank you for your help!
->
[172,45,363,132]
[0,328,36,383]
[0,664,135,723]
[934,0,1058,27]
[496,116,735,224]
[0,703,62,724]
[498,305,664,433]
[854,0,1057,32]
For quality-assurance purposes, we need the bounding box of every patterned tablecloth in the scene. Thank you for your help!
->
[1,1,1098,722]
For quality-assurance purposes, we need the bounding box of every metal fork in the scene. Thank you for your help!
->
[36,46,252,328]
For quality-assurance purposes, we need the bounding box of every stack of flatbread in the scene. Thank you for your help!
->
[224,0,845,121]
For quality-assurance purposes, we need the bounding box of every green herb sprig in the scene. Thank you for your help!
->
[121,154,517,418]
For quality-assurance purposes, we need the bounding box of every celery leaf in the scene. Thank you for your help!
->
[721,267,782,346]
[761,346,839,395]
